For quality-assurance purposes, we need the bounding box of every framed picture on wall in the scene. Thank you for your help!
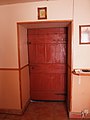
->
[79,25,90,44]
[38,7,47,20]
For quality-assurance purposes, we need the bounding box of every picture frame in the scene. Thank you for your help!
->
[79,25,90,44]
[38,7,47,20]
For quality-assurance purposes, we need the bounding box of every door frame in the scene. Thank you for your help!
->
[17,20,73,112]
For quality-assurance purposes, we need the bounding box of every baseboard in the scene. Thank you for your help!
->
[21,98,30,114]
[69,111,90,119]
[0,109,22,115]
[0,98,30,115]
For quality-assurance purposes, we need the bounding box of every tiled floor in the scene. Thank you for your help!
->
[0,102,82,120]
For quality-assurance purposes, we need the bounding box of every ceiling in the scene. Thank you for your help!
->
[0,0,47,5]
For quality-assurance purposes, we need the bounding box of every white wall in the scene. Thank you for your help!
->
[72,75,90,112]
[0,0,73,68]
[19,25,28,68]
[73,0,90,69]
[71,0,90,114]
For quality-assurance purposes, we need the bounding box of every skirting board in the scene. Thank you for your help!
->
[0,109,22,115]
[0,98,30,115]
[69,111,90,119]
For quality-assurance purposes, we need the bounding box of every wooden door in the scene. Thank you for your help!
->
[27,28,67,101]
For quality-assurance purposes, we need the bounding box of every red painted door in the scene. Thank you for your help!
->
[27,28,67,101]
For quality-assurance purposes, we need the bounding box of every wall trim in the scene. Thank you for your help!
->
[0,109,22,115]
[0,68,19,70]
[0,64,29,71]
[17,20,73,25]
[20,64,29,70]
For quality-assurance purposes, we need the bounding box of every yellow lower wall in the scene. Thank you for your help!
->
[0,70,21,109]
[21,66,30,109]
[0,65,30,112]
[72,74,90,112]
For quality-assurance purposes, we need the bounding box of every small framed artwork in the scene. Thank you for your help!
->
[79,25,90,44]
[38,7,47,20]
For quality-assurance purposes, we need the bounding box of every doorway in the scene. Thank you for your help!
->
[17,20,72,111]
[27,27,67,101]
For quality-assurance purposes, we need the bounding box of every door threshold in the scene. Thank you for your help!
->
[30,100,65,102]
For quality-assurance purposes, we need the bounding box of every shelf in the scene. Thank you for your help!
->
[72,69,90,76]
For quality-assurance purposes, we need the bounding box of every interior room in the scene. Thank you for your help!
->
[0,0,90,119]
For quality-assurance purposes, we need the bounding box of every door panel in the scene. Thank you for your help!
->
[45,44,66,63]
[29,44,36,64]
[29,64,66,73]
[46,44,56,63]
[28,28,67,100]
[31,73,66,91]
[36,44,45,63]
